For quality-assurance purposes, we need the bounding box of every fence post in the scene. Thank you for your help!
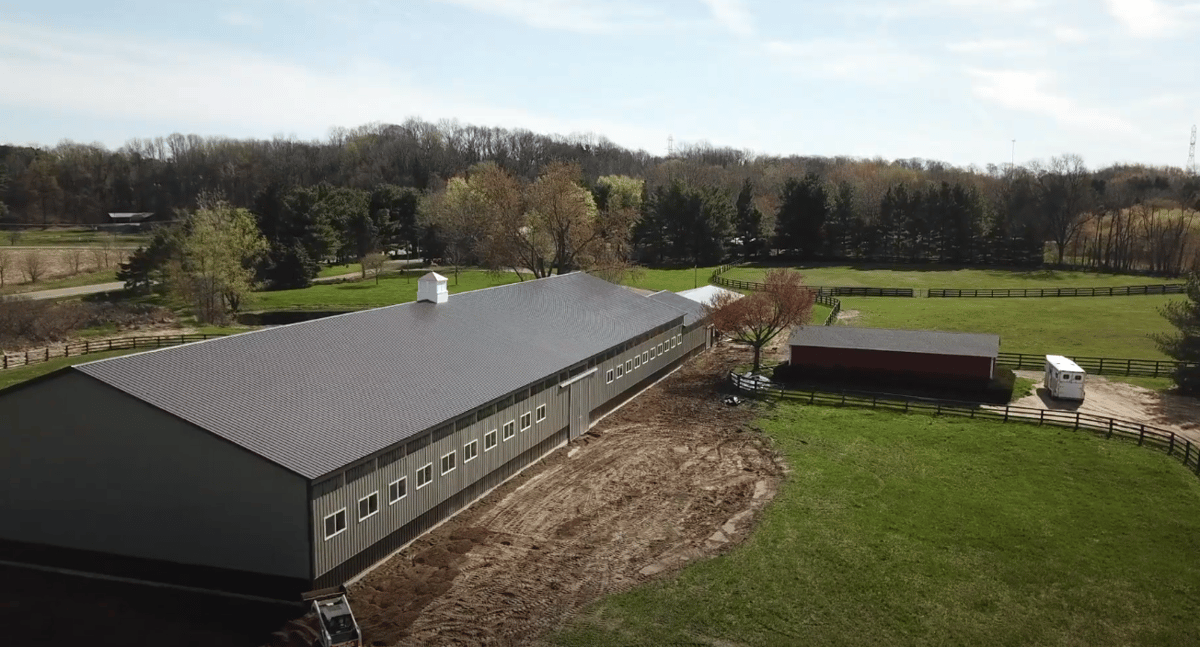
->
[107,339,113,351]
[1138,425,1145,446]
[2,355,6,369]
[1099,358,1104,374]
[1168,433,1175,456]
[936,402,942,415]
[1074,413,1079,430]
[1127,359,1132,375]
[1039,409,1044,426]
[44,348,49,362]
[1107,419,1113,439]
[1003,406,1009,422]
[841,392,846,405]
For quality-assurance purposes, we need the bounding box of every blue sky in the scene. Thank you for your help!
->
[1,0,1198,169]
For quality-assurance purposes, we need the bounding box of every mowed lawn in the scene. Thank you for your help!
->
[839,295,1176,359]
[247,269,531,311]
[724,264,1184,290]
[555,404,1200,647]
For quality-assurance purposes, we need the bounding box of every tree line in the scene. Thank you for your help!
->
[6,119,1200,276]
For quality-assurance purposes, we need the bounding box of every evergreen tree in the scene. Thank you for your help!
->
[1153,272,1200,394]
[734,179,763,260]
[775,173,828,259]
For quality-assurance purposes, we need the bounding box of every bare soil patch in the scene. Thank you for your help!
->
[1011,370,1200,445]
[836,308,860,323]
[277,344,786,647]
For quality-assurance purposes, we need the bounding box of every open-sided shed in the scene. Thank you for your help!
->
[788,326,1000,385]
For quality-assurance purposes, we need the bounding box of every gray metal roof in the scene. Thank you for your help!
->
[788,326,999,358]
[75,273,684,479]
[647,290,706,325]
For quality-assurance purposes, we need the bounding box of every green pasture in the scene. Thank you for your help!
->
[723,264,1182,290]
[2,229,149,247]
[0,349,149,391]
[838,294,1175,360]
[623,266,723,293]
[247,269,531,311]
[555,404,1200,647]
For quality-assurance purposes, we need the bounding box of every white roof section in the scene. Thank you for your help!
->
[1045,355,1085,373]
[677,284,741,306]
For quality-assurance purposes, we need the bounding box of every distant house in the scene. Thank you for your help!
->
[788,326,1000,386]
[0,272,711,597]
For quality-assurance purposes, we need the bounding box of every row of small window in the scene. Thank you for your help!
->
[605,334,682,384]
[322,404,549,540]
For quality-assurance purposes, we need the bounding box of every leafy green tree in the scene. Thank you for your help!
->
[116,226,180,294]
[171,198,267,324]
[1153,272,1200,394]
[369,184,421,258]
[638,180,733,266]
[775,173,828,259]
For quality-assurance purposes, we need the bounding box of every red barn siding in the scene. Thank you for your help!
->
[790,346,994,381]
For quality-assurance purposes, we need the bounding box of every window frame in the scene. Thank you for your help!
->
[520,412,532,431]
[503,420,515,440]
[388,477,407,504]
[625,359,633,372]
[415,463,433,489]
[357,491,379,522]
[642,351,649,364]
[323,508,347,540]
[606,368,614,384]
[484,429,498,451]
[535,404,547,422]
[464,439,479,463]
[441,450,456,475]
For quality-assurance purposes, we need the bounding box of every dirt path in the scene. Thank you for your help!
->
[272,344,785,647]
[1010,370,1200,445]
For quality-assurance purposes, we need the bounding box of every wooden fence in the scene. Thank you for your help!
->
[1,333,228,371]
[996,351,1194,378]
[928,284,1185,298]
[728,373,1200,477]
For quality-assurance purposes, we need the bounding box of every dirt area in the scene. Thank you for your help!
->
[0,247,130,287]
[1010,370,1200,445]
[270,342,785,647]
[835,308,859,323]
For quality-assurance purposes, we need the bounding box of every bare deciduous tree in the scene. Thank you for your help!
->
[703,268,816,373]
[360,252,386,284]
[20,251,46,283]
[67,248,85,275]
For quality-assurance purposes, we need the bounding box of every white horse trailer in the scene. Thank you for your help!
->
[1044,355,1086,400]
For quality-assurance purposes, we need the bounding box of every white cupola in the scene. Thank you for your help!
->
[417,272,449,304]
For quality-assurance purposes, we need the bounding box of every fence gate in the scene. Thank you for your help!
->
[564,370,596,441]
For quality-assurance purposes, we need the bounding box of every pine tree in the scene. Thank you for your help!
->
[1153,272,1200,394]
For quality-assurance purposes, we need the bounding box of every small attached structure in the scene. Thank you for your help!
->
[788,326,1000,387]
[1044,355,1085,400]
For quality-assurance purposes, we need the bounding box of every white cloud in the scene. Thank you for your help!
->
[947,38,1032,53]
[699,0,754,37]
[967,68,1136,134]
[219,10,260,28]
[765,38,931,84]
[431,0,669,34]
[1104,0,1200,38]
[1052,26,1089,43]
[0,21,667,151]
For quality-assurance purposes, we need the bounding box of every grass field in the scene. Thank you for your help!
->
[555,404,1200,647]
[248,269,531,311]
[624,266,723,293]
[838,294,1175,359]
[0,268,119,295]
[2,229,150,247]
[316,263,359,279]
[724,264,1183,290]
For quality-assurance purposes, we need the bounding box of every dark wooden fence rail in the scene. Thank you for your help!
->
[929,284,1185,298]
[728,373,1200,478]
[996,352,1195,378]
[1,333,228,371]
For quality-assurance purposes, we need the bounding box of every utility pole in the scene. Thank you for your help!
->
[1188,126,1197,176]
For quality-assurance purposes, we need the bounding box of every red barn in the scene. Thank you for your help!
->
[788,327,1000,386]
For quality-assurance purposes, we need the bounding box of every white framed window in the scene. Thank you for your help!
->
[323,508,347,540]
[441,450,456,475]
[388,478,407,504]
[464,440,478,462]
[606,369,614,384]
[416,463,433,489]
[616,364,624,378]
[536,404,546,422]
[503,420,515,440]
[520,412,531,431]
[650,347,656,359]
[642,351,649,364]
[484,429,498,450]
[634,355,641,369]
[625,359,633,372]
[357,491,379,522]
[658,343,663,355]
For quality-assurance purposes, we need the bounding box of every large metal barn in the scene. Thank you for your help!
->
[0,272,709,597]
